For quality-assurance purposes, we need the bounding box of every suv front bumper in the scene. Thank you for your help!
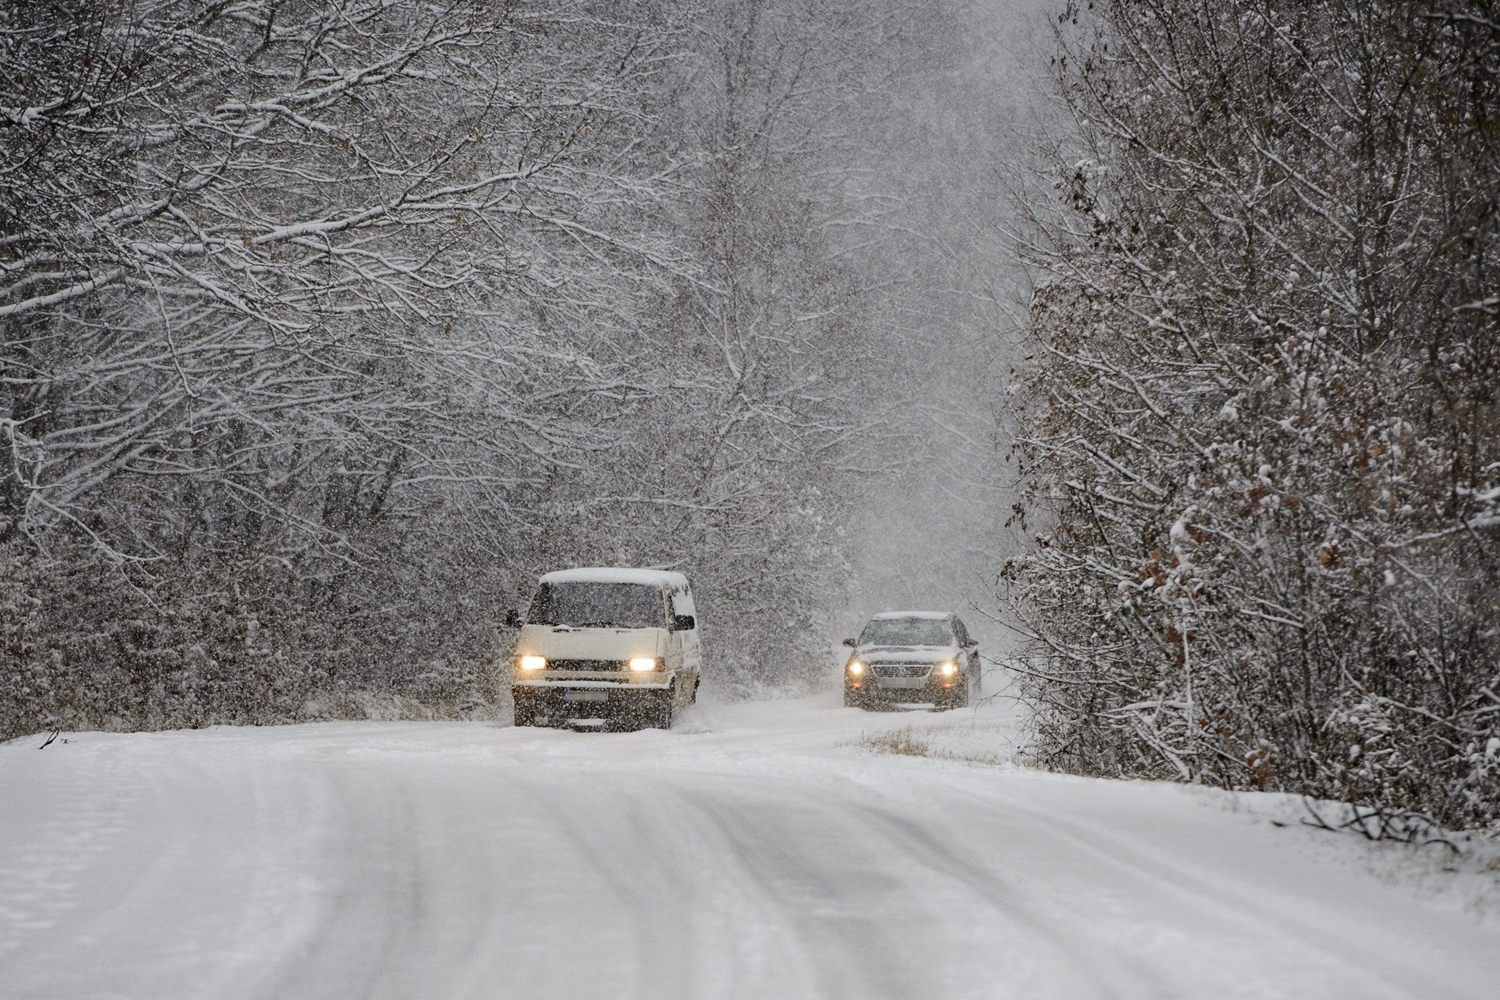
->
[845,674,963,702]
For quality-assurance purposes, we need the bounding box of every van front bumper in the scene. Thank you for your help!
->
[512,680,669,724]
[513,676,672,691]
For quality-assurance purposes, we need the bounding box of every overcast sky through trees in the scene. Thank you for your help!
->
[837,0,1051,641]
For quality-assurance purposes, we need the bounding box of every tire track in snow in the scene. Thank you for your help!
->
[2,710,1498,1000]
[935,779,1483,1000]
[0,741,136,957]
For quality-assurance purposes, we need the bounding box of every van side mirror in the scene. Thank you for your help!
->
[841,637,857,648]
[504,609,522,629]
[670,613,695,632]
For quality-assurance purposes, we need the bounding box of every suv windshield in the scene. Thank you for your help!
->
[860,617,953,647]
[528,582,664,629]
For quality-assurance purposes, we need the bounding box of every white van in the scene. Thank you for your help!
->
[507,568,701,730]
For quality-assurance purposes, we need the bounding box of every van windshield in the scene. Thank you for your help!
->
[528,582,664,629]
[860,617,953,647]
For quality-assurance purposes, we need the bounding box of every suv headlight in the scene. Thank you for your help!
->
[847,660,864,676]
[938,661,956,676]
[628,657,658,672]
[519,655,547,671]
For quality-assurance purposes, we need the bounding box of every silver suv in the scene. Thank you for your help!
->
[842,612,979,710]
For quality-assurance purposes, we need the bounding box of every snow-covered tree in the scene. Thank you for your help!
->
[1,0,1004,733]
[1006,0,1500,829]
[0,0,697,733]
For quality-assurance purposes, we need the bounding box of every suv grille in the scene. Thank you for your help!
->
[871,661,933,678]
[549,658,626,672]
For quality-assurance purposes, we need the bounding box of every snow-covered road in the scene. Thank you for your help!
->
[2,695,1496,1000]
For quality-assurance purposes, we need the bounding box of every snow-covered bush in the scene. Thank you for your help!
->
[1006,0,1500,830]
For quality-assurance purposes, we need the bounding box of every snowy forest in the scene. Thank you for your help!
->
[3,0,1498,832]
[1,0,1016,730]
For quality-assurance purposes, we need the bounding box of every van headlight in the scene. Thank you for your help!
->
[628,657,658,672]
[939,662,956,676]
[519,655,547,671]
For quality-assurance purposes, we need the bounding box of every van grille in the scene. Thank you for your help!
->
[549,658,626,672]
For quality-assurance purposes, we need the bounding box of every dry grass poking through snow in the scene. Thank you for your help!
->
[856,726,931,757]
[852,721,1013,766]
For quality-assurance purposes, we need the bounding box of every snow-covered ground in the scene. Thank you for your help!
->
[3,692,1498,1000]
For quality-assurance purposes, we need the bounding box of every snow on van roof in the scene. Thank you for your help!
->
[539,567,689,588]
[871,610,950,619]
